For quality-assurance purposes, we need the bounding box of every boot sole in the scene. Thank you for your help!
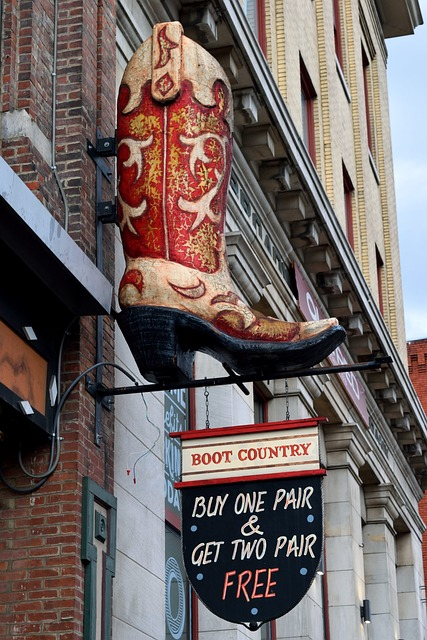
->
[117,306,347,384]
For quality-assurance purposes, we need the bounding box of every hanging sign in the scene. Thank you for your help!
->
[171,418,326,627]
[294,264,369,426]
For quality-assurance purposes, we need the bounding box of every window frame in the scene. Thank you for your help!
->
[300,56,317,165]
[245,0,267,56]
[261,620,277,640]
[362,46,374,155]
[343,164,355,250]
[333,0,343,68]
[375,246,385,315]
[254,384,269,424]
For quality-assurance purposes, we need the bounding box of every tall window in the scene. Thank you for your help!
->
[376,246,384,315]
[245,0,267,56]
[333,0,343,68]
[165,389,197,639]
[343,164,355,249]
[362,47,374,155]
[300,56,317,165]
[254,386,268,424]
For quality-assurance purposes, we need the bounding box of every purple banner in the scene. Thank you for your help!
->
[294,265,369,426]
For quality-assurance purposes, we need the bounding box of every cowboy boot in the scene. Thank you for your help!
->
[116,22,346,383]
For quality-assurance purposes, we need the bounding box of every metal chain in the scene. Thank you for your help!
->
[285,379,290,421]
[204,386,210,429]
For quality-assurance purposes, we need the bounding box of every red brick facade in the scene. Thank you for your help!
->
[408,339,427,592]
[0,1,116,638]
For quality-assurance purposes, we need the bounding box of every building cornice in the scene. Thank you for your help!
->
[374,0,423,38]
[181,0,427,483]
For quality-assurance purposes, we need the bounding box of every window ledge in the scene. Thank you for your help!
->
[335,57,351,103]
[369,150,381,185]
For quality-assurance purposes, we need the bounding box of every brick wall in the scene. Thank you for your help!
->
[408,339,427,593]
[0,1,116,638]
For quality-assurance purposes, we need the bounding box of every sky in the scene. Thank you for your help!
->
[387,3,427,341]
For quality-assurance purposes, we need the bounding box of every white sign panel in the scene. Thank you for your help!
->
[173,419,323,485]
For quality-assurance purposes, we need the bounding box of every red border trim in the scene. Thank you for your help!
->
[169,417,326,441]
[191,588,199,637]
[174,467,327,489]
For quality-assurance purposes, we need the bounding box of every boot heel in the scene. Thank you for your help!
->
[117,307,195,383]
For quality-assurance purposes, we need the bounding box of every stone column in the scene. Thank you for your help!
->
[363,484,400,640]
[396,530,427,640]
[323,424,371,639]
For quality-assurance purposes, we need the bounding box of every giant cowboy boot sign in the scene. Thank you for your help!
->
[116,22,346,383]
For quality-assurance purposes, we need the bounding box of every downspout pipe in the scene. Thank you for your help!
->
[51,0,70,231]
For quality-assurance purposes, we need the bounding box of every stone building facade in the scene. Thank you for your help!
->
[0,1,426,640]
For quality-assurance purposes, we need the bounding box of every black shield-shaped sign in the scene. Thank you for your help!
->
[181,474,324,626]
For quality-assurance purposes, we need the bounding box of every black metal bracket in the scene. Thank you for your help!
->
[97,199,118,225]
[86,129,117,445]
[89,356,393,401]
[87,135,118,226]
[87,139,114,183]
[85,376,114,411]
[94,136,117,157]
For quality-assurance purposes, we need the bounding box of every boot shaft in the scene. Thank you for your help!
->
[117,22,233,275]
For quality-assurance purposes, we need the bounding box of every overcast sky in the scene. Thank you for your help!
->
[387,4,427,341]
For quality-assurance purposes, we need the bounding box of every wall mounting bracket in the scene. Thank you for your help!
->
[86,129,117,445]
[96,199,118,225]
[87,140,114,182]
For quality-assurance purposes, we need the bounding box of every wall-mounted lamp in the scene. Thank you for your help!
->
[18,400,34,416]
[22,325,37,341]
[360,599,371,624]
[316,555,324,576]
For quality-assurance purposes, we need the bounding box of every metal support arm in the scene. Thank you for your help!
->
[86,356,392,400]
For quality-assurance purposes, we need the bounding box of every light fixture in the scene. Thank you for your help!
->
[360,599,371,624]
[18,400,34,416]
[22,326,37,341]
[316,555,324,576]
[49,375,58,407]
